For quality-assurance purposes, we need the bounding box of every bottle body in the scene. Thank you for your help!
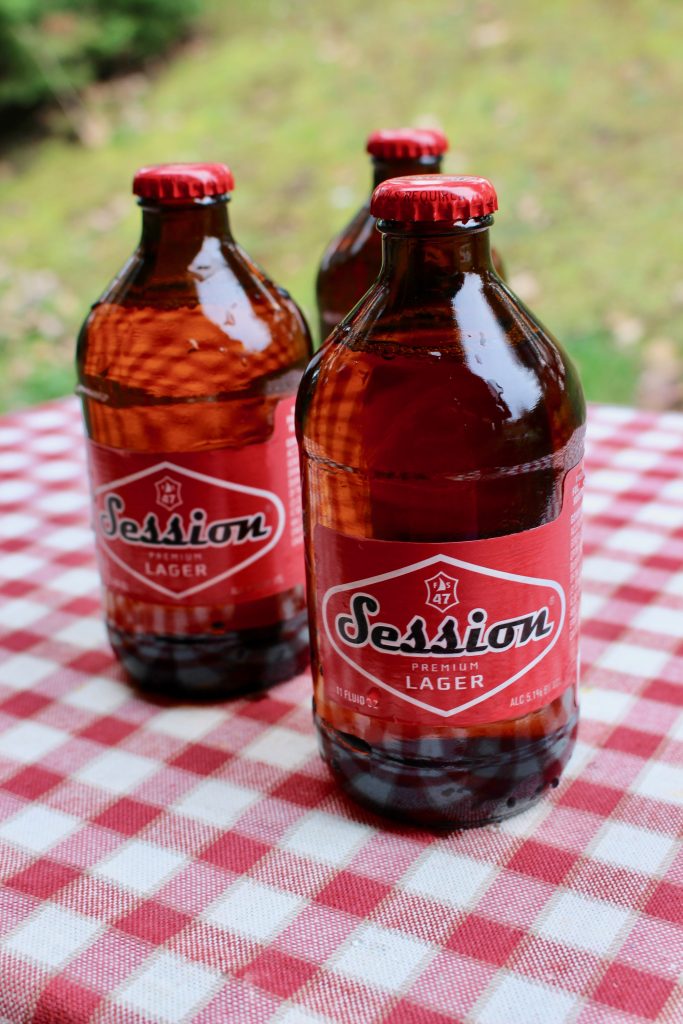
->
[78,192,312,698]
[298,215,584,827]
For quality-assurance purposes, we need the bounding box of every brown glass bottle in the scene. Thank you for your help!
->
[316,129,448,342]
[78,163,312,698]
[297,176,585,828]
[316,129,505,343]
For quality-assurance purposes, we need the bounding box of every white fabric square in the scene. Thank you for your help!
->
[23,410,66,429]
[33,460,80,483]
[94,840,186,894]
[580,592,606,620]
[63,676,128,712]
[592,820,676,873]
[588,469,637,494]
[242,726,318,769]
[635,502,683,528]
[53,618,107,649]
[0,453,30,472]
[0,721,66,763]
[0,480,36,503]
[43,527,93,551]
[118,953,220,1023]
[36,491,87,514]
[581,491,613,516]
[612,448,662,470]
[29,434,74,454]
[661,479,683,503]
[277,1009,335,1024]
[665,572,683,597]
[579,686,635,724]
[49,568,100,596]
[205,878,305,939]
[605,528,663,556]
[174,779,260,828]
[0,654,55,690]
[0,805,79,853]
[402,849,496,906]
[563,739,596,780]
[635,429,681,451]
[75,749,158,794]
[332,923,431,989]
[148,705,226,741]
[0,514,39,539]
[632,605,683,637]
[596,642,670,678]
[282,810,373,866]
[5,905,100,968]
[0,553,42,579]
[632,761,683,807]
[478,975,576,1024]
[582,556,635,585]
[536,891,632,954]
[0,599,47,629]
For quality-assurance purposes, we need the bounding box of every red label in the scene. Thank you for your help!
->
[87,397,304,606]
[315,463,583,725]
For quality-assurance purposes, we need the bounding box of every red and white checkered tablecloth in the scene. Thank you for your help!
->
[0,398,681,1024]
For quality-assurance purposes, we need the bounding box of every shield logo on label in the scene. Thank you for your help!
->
[425,571,459,612]
[155,475,183,511]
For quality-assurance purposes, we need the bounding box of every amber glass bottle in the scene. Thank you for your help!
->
[298,176,585,828]
[78,163,312,697]
[316,129,448,342]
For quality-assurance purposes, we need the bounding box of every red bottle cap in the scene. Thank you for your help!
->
[132,163,235,202]
[370,175,498,223]
[366,128,449,160]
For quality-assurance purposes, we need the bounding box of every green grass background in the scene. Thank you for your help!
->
[1,0,681,411]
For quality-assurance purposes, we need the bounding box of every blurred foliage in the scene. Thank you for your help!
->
[0,0,200,111]
[0,0,681,411]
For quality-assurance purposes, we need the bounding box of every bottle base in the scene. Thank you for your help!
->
[315,711,578,830]
[108,610,309,700]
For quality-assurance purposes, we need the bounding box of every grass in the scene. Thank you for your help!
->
[1,0,682,411]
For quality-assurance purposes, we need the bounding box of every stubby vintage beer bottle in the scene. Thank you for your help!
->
[297,176,585,827]
[78,163,312,697]
[316,128,448,341]
[316,128,505,342]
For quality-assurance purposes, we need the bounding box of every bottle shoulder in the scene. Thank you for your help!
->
[299,277,585,472]
[78,242,312,402]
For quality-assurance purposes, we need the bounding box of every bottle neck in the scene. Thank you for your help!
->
[371,154,442,188]
[378,220,495,286]
[138,197,233,258]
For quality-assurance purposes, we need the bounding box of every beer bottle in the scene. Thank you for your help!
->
[297,176,585,828]
[316,129,448,342]
[316,129,505,343]
[78,163,312,697]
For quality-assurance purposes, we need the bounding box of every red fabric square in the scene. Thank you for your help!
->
[116,900,191,944]
[33,977,102,1024]
[605,726,662,759]
[593,962,675,1019]
[272,772,333,808]
[79,716,137,745]
[170,742,232,776]
[237,697,292,725]
[93,797,161,836]
[643,680,683,707]
[315,870,392,918]
[0,691,51,718]
[1,765,62,800]
[644,881,683,925]
[507,839,577,885]
[238,948,317,999]
[0,629,43,651]
[559,779,624,817]
[67,651,113,674]
[446,914,525,966]
[0,581,33,598]
[384,1002,458,1024]
[5,859,80,900]
[200,832,270,872]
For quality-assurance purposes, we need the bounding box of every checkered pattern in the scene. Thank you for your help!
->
[0,398,681,1024]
